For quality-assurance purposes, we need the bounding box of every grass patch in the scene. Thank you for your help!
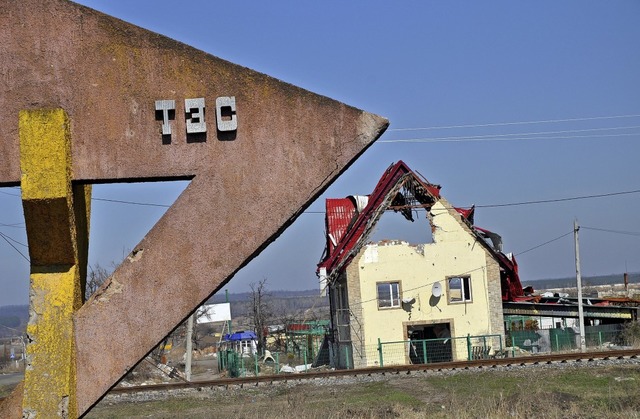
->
[343,381,421,406]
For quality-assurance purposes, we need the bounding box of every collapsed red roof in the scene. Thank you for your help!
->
[317,160,524,301]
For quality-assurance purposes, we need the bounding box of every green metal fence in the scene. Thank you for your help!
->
[377,334,503,367]
[217,348,319,376]
[506,324,629,354]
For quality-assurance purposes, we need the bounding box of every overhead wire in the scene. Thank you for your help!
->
[387,113,640,132]
[0,231,29,263]
[380,125,640,143]
[473,189,640,209]
[515,231,573,257]
[378,132,640,144]
[581,226,640,237]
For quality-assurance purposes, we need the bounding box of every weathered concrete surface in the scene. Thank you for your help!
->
[0,0,388,416]
[19,109,91,418]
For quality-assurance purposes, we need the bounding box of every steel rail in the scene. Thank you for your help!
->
[110,348,640,395]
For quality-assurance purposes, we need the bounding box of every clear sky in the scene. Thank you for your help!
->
[1,1,639,306]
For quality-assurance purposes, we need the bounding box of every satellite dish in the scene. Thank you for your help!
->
[432,282,442,298]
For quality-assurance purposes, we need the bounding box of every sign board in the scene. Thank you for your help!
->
[197,303,232,324]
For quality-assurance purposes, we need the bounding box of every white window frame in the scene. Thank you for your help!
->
[447,276,472,303]
[377,281,401,309]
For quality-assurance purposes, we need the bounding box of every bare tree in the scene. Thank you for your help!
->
[250,278,272,355]
[85,263,109,300]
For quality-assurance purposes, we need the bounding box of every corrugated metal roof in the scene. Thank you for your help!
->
[325,198,357,257]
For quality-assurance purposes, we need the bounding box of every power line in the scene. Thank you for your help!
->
[0,232,27,247]
[0,190,20,197]
[0,222,24,228]
[515,231,573,257]
[303,188,640,214]
[581,226,640,237]
[1,188,172,208]
[388,114,640,132]
[0,231,29,263]
[474,189,640,209]
[92,197,171,208]
[3,188,640,215]
[380,125,640,143]
[378,132,639,144]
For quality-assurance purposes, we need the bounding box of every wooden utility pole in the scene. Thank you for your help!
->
[574,219,586,352]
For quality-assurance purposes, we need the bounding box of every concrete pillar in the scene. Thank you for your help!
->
[19,109,91,418]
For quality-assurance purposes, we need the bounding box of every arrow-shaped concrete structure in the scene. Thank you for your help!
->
[0,0,387,416]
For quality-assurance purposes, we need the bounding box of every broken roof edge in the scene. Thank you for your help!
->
[317,160,525,301]
[318,161,441,282]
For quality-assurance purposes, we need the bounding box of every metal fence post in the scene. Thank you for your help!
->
[482,336,487,356]
[422,340,427,364]
[467,334,472,361]
[275,351,280,374]
[555,334,559,352]
[345,345,351,369]
[598,331,602,348]
[254,353,259,376]
[304,348,308,372]
[378,338,384,367]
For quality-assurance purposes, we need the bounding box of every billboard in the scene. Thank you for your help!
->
[196,303,231,324]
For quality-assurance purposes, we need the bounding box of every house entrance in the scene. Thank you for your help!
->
[407,322,452,364]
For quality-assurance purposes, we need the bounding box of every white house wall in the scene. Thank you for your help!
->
[346,199,504,367]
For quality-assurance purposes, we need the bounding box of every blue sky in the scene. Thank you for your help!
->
[1,1,639,306]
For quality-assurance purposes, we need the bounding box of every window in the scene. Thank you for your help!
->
[448,276,472,303]
[377,282,400,308]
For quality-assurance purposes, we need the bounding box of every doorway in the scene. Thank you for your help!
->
[407,322,452,364]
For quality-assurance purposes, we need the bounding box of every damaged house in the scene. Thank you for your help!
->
[317,161,523,368]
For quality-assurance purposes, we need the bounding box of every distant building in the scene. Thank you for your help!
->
[317,161,522,368]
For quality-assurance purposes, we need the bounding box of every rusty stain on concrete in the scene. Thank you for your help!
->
[0,0,388,416]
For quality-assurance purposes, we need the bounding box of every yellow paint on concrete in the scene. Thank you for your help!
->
[24,268,81,418]
[19,109,72,201]
[19,109,89,419]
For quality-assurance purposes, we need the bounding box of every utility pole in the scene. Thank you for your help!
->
[574,219,586,352]
[226,289,232,334]
[185,313,195,381]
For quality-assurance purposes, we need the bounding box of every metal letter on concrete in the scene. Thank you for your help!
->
[0,0,388,417]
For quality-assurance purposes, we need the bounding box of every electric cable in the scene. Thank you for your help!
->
[388,113,640,132]
[0,231,29,262]
[581,226,640,237]
[381,124,640,142]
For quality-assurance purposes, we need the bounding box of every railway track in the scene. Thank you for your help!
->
[111,348,640,395]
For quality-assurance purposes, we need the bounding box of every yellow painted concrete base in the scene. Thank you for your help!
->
[19,109,90,419]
